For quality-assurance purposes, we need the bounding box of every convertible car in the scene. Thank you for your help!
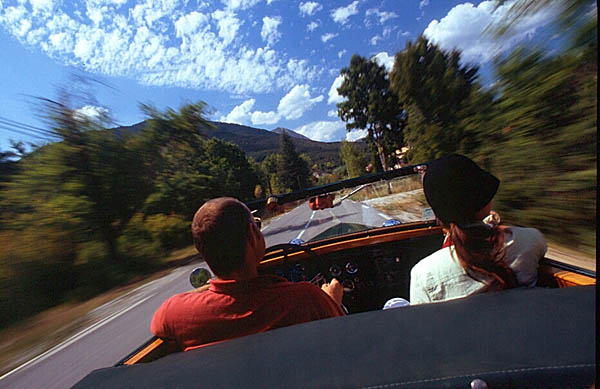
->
[74,164,596,388]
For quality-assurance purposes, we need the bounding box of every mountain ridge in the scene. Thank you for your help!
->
[113,120,351,166]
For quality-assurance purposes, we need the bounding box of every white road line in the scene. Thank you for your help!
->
[378,212,391,219]
[295,210,316,240]
[0,294,155,381]
[361,204,369,209]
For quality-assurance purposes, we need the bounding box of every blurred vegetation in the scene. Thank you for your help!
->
[0,101,261,327]
[336,0,596,253]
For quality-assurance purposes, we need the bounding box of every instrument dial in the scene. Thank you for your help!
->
[346,261,358,274]
[329,264,342,277]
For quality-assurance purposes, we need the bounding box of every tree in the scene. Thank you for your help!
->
[340,141,367,178]
[337,54,406,171]
[390,36,479,162]
[278,131,312,191]
[261,153,282,195]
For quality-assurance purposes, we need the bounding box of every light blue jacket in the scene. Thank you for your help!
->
[410,227,547,304]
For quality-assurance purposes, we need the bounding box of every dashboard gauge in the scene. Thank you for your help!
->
[329,264,342,277]
[345,261,358,274]
[342,279,355,292]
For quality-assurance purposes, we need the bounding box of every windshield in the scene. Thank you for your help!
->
[259,171,431,247]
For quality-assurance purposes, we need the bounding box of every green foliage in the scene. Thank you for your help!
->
[337,54,406,170]
[340,141,368,178]
[390,36,479,162]
[277,131,313,192]
[0,100,262,326]
[483,46,596,251]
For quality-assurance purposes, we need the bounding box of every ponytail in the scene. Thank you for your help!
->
[448,222,518,290]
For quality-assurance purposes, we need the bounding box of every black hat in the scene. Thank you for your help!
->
[423,154,499,227]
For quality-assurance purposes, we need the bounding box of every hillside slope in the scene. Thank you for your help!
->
[114,120,349,165]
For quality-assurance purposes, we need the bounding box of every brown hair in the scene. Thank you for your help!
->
[191,198,252,277]
[448,223,518,290]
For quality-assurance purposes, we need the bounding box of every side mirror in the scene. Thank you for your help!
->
[190,267,212,289]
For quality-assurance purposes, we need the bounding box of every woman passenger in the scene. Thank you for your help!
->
[409,154,547,304]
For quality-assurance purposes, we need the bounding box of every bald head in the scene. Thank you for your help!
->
[192,197,254,277]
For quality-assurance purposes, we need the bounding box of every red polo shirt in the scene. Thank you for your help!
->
[151,275,345,351]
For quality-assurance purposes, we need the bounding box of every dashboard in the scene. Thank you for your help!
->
[259,233,443,313]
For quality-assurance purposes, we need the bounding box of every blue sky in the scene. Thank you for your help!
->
[0,0,556,149]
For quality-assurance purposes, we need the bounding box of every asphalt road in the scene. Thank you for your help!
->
[1,200,388,389]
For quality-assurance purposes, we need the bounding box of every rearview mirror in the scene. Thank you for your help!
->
[190,267,212,289]
[308,193,335,210]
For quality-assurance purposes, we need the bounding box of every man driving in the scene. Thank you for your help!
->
[151,197,344,351]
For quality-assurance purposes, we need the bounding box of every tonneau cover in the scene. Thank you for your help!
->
[75,285,596,388]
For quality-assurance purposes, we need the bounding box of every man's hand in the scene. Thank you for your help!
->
[321,278,343,305]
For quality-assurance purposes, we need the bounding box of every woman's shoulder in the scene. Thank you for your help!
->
[506,226,546,249]
[411,247,461,276]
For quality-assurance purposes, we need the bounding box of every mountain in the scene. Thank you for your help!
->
[271,127,310,140]
[113,120,353,166]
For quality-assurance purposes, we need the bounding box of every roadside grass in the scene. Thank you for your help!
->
[0,245,199,377]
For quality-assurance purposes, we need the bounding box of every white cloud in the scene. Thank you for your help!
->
[321,32,337,43]
[295,120,347,142]
[370,35,382,46]
[278,84,323,120]
[212,10,240,46]
[337,49,346,58]
[74,105,109,121]
[307,21,318,31]
[261,15,282,46]
[0,2,317,95]
[419,0,430,10]
[221,98,255,124]
[401,30,410,37]
[327,109,337,118]
[346,129,367,142]
[223,0,261,11]
[327,75,345,105]
[423,0,557,64]
[251,110,280,125]
[31,0,55,15]
[299,2,322,17]
[373,52,394,72]
[366,9,398,24]
[221,84,323,125]
[331,1,359,25]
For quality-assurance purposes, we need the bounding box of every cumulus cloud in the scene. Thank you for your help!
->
[221,98,255,124]
[370,35,382,46]
[307,21,318,31]
[321,32,337,43]
[419,0,430,10]
[331,1,359,25]
[346,129,367,142]
[299,2,322,17]
[212,10,241,46]
[251,110,280,125]
[366,9,398,24]
[327,75,345,105]
[327,109,337,118]
[0,1,314,95]
[261,15,282,46]
[373,52,394,72]
[337,49,346,58]
[424,0,556,64]
[221,84,323,125]
[294,120,347,142]
[74,105,109,121]
[278,84,323,120]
